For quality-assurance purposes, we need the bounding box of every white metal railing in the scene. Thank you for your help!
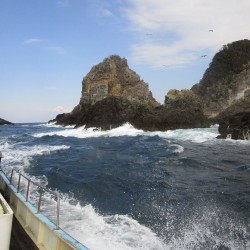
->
[3,168,60,229]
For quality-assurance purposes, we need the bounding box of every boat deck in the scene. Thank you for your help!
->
[10,214,39,250]
[0,190,38,250]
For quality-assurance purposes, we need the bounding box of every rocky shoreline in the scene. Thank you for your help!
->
[50,40,250,140]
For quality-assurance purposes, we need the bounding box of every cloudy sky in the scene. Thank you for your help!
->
[1,0,250,122]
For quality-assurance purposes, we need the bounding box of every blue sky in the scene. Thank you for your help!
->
[1,0,250,123]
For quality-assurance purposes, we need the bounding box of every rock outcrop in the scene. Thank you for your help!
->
[79,55,159,108]
[132,89,208,131]
[51,40,250,137]
[216,97,250,139]
[50,55,209,131]
[190,39,250,139]
[0,118,13,125]
[192,39,250,119]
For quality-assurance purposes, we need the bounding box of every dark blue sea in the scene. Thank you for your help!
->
[0,123,249,250]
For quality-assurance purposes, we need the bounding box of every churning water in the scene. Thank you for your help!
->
[0,123,249,250]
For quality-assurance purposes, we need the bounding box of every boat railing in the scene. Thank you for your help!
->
[1,168,60,229]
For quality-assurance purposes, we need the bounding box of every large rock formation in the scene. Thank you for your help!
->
[133,89,208,131]
[50,55,209,130]
[190,39,250,139]
[192,39,250,119]
[50,40,250,137]
[0,118,13,125]
[79,55,159,108]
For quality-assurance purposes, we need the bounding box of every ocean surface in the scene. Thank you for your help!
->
[0,123,249,250]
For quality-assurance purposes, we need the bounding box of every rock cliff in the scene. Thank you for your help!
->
[190,39,250,139]
[50,41,250,137]
[216,97,250,139]
[79,55,159,108]
[50,55,209,130]
[192,39,250,119]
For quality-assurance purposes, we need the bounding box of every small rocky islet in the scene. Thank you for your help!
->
[48,39,250,140]
[0,118,13,126]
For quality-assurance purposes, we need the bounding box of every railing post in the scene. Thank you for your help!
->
[37,188,43,212]
[56,194,60,229]
[26,179,30,202]
[10,169,14,184]
[17,173,21,193]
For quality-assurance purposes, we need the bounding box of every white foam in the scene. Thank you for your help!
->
[33,123,145,139]
[166,205,250,250]
[33,122,220,143]
[158,127,220,143]
[171,144,184,153]
[33,188,250,250]
[39,194,167,250]
[1,143,70,172]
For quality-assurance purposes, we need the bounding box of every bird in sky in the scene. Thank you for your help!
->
[145,33,152,36]
[209,29,213,32]
[201,55,207,58]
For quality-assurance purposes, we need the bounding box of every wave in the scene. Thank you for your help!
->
[33,122,220,143]
[2,123,250,249]
[1,143,70,171]
[21,186,250,250]
[7,168,249,250]
[57,199,166,250]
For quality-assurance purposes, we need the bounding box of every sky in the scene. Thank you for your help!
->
[1,0,250,123]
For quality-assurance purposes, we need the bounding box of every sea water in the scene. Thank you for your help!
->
[0,123,249,250]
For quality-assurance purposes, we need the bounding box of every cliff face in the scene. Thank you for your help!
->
[165,89,202,110]
[192,40,250,118]
[216,96,250,139]
[79,55,159,108]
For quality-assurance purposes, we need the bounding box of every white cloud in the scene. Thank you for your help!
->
[23,38,42,45]
[52,106,69,113]
[124,0,250,68]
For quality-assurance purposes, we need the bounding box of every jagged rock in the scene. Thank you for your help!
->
[49,56,209,131]
[49,55,162,128]
[79,55,159,108]
[217,97,250,139]
[217,112,250,140]
[76,96,147,129]
[49,40,250,137]
[192,39,250,119]
[0,118,13,125]
[165,89,203,109]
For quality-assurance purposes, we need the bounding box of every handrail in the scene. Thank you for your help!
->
[2,168,60,229]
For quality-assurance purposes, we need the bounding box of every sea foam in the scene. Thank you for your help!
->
[34,122,220,143]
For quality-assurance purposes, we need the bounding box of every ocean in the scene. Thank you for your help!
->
[0,123,249,250]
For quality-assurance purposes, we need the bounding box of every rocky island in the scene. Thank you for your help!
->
[49,55,209,131]
[50,40,250,139]
[0,118,13,125]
